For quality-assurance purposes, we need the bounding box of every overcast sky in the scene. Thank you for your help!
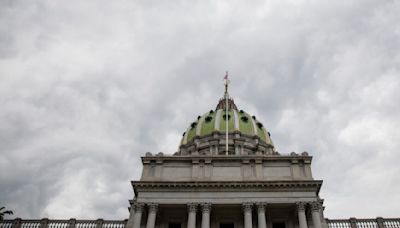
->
[1,0,400,220]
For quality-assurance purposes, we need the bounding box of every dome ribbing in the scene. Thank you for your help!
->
[180,98,274,147]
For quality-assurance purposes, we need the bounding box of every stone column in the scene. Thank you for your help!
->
[146,203,158,228]
[311,202,322,228]
[256,203,267,228]
[133,203,145,228]
[201,203,212,228]
[126,202,136,228]
[187,203,198,228]
[242,203,253,228]
[296,202,308,228]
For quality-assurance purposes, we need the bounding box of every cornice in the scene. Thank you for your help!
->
[131,180,322,194]
[141,155,313,163]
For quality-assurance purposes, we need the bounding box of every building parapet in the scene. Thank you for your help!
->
[326,217,400,228]
[0,219,127,228]
[1,218,400,228]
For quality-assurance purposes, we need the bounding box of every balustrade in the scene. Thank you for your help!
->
[20,220,40,228]
[0,220,127,228]
[327,218,400,228]
[0,221,13,228]
[1,215,400,228]
[384,219,400,228]
[47,220,69,228]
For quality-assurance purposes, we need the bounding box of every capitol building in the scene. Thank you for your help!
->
[1,81,399,228]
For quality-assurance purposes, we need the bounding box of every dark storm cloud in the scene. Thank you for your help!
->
[1,0,399,220]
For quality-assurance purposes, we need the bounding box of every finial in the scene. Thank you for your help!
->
[216,72,237,111]
[223,71,231,155]
[224,71,230,96]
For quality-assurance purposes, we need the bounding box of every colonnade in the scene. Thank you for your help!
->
[128,202,323,228]
[296,202,323,228]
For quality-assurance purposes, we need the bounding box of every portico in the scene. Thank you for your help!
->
[128,201,325,228]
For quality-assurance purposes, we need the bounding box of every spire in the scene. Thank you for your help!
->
[216,72,238,110]
[223,72,229,155]
[224,71,230,98]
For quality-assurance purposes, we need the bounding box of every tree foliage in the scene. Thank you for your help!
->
[0,206,13,221]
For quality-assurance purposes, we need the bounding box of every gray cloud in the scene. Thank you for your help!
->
[0,0,400,220]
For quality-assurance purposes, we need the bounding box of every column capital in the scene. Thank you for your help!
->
[310,201,321,212]
[201,203,212,213]
[242,202,253,212]
[134,202,145,212]
[255,202,267,213]
[188,203,198,212]
[129,200,136,207]
[296,202,306,212]
[147,203,158,213]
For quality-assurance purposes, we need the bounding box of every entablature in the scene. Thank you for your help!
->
[132,180,322,192]
[131,180,323,203]
[139,154,314,182]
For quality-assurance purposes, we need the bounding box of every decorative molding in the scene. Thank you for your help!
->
[242,202,253,212]
[201,203,212,213]
[310,201,321,212]
[296,202,306,212]
[178,131,275,153]
[255,202,267,213]
[141,155,312,163]
[147,203,158,213]
[134,203,145,213]
[187,203,198,213]
[132,180,323,193]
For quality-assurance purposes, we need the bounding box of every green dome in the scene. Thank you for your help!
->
[180,98,274,146]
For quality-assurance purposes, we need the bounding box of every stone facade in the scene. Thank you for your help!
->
[129,149,326,228]
[140,153,313,182]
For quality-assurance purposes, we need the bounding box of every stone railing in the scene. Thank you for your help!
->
[326,218,400,228]
[2,218,400,228]
[0,219,127,228]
